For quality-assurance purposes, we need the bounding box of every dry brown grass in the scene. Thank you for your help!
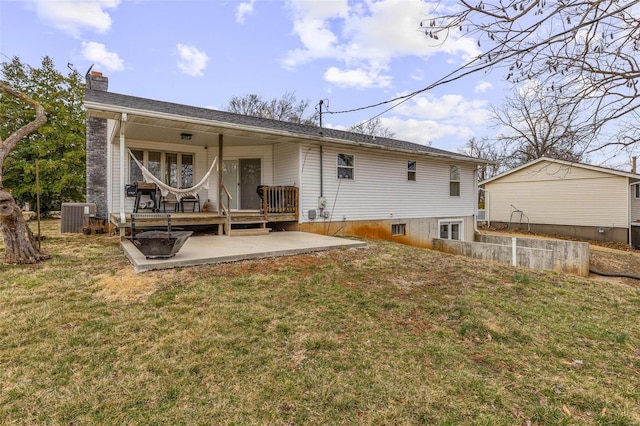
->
[0,219,639,425]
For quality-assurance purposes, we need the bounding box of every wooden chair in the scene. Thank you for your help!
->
[160,193,180,212]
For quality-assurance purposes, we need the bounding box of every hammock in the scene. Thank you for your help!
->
[128,149,217,201]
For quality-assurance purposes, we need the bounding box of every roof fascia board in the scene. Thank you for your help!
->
[85,100,486,165]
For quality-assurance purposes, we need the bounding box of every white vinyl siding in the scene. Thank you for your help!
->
[300,144,476,222]
[486,160,630,228]
[631,184,640,222]
[273,142,299,186]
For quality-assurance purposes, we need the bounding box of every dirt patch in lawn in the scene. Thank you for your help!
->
[94,268,177,302]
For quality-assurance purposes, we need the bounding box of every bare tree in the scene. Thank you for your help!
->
[490,83,595,169]
[459,137,502,181]
[0,82,49,264]
[226,91,319,125]
[422,0,640,151]
[347,117,396,138]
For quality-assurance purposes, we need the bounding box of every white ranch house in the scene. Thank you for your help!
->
[84,71,487,247]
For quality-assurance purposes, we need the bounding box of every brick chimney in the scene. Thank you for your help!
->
[85,70,109,218]
[87,70,108,91]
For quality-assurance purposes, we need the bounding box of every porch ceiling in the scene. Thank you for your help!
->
[102,112,310,147]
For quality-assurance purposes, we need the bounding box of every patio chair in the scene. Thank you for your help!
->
[180,193,200,212]
[160,193,180,212]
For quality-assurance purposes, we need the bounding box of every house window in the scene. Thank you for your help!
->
[450,165,460,196]
[148,151,162,180]
[337,153,354,179]
[408,160,416,181]
[165,153,194,188]
[439,219,463,240]
[129,150,144,183]
[391,223,406,236]
[129,149,194,186]
[635,184,640,199]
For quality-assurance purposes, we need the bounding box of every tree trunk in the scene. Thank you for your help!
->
[0,189,49,264]
[0,82,48,265]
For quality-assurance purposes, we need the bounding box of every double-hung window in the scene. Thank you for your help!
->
[337,153,354,179]
[408,160,417,181]
[450,165,460,196]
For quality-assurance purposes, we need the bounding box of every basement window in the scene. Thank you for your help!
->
[391,223,406,236]
[439,219,463,240]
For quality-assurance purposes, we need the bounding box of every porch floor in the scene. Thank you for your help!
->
[122,231,367,273]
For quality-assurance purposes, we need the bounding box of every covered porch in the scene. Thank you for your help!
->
[85,94,307,233]
[110,185,299,237]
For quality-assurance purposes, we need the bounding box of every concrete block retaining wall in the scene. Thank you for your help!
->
[433,238,555,273]
[475,234,590,276]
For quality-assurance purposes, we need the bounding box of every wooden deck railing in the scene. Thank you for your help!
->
[259,186,298,218]
[220,184,232,235]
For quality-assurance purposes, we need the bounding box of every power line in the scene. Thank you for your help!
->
[325,0,640,125]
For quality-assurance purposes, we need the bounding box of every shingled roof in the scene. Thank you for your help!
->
[85,88,486,163]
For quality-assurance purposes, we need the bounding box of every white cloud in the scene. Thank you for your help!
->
[28,0,119,37]
[474,81,493,93]
[235,0,256,24]
[324,65,392,89]
[80,41,124,72]
[395,93,490,125]
[282,0,481,88]
[381,116,473,146]
[176,44,210,77]
[345,92,491,148]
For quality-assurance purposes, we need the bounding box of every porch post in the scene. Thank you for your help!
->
[119,113,127,225]
[218,134,223,210]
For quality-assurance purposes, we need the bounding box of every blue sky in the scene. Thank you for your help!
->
[1,0,505,154]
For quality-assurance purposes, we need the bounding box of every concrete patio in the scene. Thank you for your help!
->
[122,231,367,273]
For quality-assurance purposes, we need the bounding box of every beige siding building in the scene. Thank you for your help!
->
[482,157,640,244]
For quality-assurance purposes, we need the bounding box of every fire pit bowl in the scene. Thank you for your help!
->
[131,230,193,259]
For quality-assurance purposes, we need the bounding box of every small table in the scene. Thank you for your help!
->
[133,184,158,213]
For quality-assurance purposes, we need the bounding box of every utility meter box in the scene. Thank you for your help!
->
[318,197,327,209]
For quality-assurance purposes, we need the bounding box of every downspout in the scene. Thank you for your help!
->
[107,123,112,223]
[474,166,479,234]
[320,145,323,197]
[629,180,639,246]
[318,99,324,198]
[119,113,127,224]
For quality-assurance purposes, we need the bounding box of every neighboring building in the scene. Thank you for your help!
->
[481,157,640,244]
[84,71,488,248]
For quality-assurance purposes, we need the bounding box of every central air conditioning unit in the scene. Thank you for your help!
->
[60,203,97,233]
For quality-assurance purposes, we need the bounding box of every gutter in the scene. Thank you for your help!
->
[84,102,491,165]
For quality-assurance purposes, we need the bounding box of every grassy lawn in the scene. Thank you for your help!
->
[1,219,639,425]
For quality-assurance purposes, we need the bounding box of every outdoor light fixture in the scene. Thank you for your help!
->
[180,133,192,141]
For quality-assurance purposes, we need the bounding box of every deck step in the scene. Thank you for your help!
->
[229,227,271,236]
